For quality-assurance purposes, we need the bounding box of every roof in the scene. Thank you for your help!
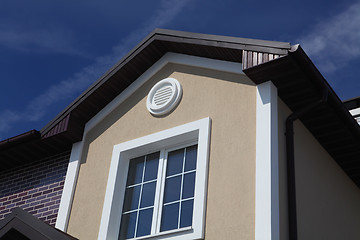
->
[40,28,290,140]
[0,29,290,168]
[343,96,360,110]
[0,29,359,188]
[0,208,77,240]
[0,129,71,170]
[244,45,360,187]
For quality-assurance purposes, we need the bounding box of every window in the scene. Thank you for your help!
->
[160,145,197,233]
[119,152,160,239]
[119,145,197,239]
[98,118,211,240]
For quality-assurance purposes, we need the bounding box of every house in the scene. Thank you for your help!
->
[1,29,360,240]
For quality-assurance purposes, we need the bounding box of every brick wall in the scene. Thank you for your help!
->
[0,152,70,226]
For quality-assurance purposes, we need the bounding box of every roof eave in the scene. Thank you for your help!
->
[40,28,291,139]
[244,45,360,187]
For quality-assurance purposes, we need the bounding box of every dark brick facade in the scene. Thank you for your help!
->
[0,152,70,226]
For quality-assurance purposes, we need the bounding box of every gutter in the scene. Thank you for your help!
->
[244,43,360,238]
[286,88,329,240]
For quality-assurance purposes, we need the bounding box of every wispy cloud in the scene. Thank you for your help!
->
[0,0,193,139]
[299,1,360,73]
[0,26,90,57]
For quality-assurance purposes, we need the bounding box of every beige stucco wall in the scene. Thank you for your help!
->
[67,62,257,239]
[278,99,360,240]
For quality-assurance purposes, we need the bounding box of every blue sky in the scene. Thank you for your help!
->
[1,0,360,140]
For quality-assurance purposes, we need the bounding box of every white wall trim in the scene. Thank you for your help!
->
[349,108,360,116]
[55,141,83,231]
[85,52,243,133]
[56,52,239,233]
[255,81,280,240]
[98,117,211,240]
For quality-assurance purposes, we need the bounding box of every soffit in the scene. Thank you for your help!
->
[0,130,71,171]
[40,29,291,141]
[344,96,360,110]
[0,29,291,168]
[1,29,359,187]
[244,45,360,187]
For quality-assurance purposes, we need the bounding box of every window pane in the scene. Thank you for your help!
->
[182,172,195,199]
[180,200,193,228]
[123,186,141,212]
[144,152,159,182]
[184,145,197,172]
[166,149,184,176]
[164,175,181,203]
[119,212,137,240]
[136,208,153,237]
[140,182,156,208]
[127,156,144,186]
[161,203,179,232]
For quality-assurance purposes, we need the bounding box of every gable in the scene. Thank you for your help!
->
[0,29,290,168]
[41,29,289,142]
[66,54,258,239]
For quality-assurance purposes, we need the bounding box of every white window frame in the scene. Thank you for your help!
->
[98,117,211,240]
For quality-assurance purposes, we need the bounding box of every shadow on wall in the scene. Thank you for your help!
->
[0,152,70,225]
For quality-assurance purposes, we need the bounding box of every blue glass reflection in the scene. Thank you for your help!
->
[144,152,159,181]
[180,200,193,228]
[164,176,181,203]
[182,172,195,199]
[166,149,184,176]
[161,203,179,232]
[119,212,137,240]
[136,208,153,237]
[140,182,156,208]
[123,186,141,212]
[127,157,144,186]
[184,145,197,172]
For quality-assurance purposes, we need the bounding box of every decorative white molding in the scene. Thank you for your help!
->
[147,78,182,116]
[85,52,243,134]
[55,141,83,231]
[255,81,280,240]
[56,53,241,234]
[98,117,211,240]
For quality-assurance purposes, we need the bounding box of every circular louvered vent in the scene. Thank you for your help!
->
[147,78,182,116]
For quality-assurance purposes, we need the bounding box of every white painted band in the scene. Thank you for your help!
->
[255,81,280,240]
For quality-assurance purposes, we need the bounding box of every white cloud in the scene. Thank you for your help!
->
[0,26,90,57]
[0,0,193,139]
[299,1,360,73]
[0,110,21,133]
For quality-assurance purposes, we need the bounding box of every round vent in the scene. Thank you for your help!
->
[147,78,182,116]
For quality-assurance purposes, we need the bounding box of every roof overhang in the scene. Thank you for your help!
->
[40,29,290,141]
[344,96,360,111]
[0,130,71,170]
[1,29,359,188]
[0,29,290,168]
[244,45,360,187]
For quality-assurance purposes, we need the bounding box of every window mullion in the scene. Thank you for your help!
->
[155,150,168,233]
[152,150,165,234]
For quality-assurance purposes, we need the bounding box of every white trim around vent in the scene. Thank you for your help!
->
[147,78,182,116]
